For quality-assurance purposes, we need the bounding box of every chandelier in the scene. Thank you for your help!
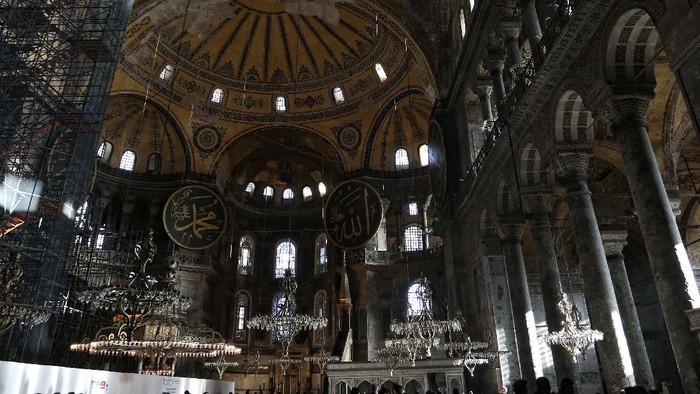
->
[71,229,240,376]
[440,312,490,375]
[240,349,267,376]
[304,333,339,376]
[372,340,410,376]
[541,292,603,361]
[272,354,302,376]
[389,276,461,365]
[247,270,327,357]
[205,354,240,379]
[0,250,52,335]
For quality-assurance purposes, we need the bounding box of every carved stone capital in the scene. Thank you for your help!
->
[496,216,524,242]
[553,149,592,183]
[485,56,505,73]
[475,84,493,99]
[664,178,681,217]
[521,186,553,217]
[500,20,522,40]
[596,86,655,126]
[600,230,628,257]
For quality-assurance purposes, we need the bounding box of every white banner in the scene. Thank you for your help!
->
[0,360,235,394]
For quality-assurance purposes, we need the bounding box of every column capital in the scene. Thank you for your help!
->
[596,86,655,126]
[553,148,592,183]
[496,216,524,243]
[521,186,553,218]
[485,55,505,72]
[500,19,522,40]
[475,84,493,99]
[600,230,628,257]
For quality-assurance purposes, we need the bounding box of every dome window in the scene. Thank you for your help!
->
[419,144,429,167]
[245,182,256,197]
[159,64,174,80]
[470,0,475,11]
[147,153,161,173]
[395,148,409,170]
[318,182,327,197]
[302,186,313,202]
[282,188,294,203]
[275,240,296,278]
[275,96,287,114]
[408,201,418,216]
[460,9,467,38]
[97,141,113,163]
[263,186,274,201]
[332,87,346,104]
[404,225,423,251]
[375,63,388,82]
[211,88,224,104]
[119,150,136,171]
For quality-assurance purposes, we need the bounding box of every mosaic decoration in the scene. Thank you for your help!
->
[193,125,222,154]
[332,121,362,158]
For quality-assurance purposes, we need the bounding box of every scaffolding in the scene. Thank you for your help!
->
[0,0,132,363]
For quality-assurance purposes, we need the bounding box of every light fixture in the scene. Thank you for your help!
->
[541,292,603,361]
[389,276,461,365]
[372,340,410,376]
[0,250,52,336]
[247,270,327,357]
[205,354,240,379]
[239,349,267,376]
[304,333,339,376]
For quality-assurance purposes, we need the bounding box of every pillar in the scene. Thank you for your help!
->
[519,0,542,50]
[605,92,700,392]
[600,230,655,389]
[553,150,634,393]
[476,84,494,122]
[497,217,542,389]
[522,189,581,392]
[501,21,523,71]
[486,56,507,104]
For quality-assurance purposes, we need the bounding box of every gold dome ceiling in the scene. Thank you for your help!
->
[106,0,437,179]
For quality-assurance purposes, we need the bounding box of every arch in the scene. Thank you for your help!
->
[554,90,594,144]
[605,8,659,85]
[211,87,224,103]
[245,181,256,197]
[519,143,543,186]
[404,379,423,394]
[332,86,346,104]
[313,290,328,345]
[335,382,350,394]
[375,63,388,82]
[119,150,136,171]
[408,200,419,216]
[159,64,174,80]
[407,277,432,316]
[404,224,423,251]
[395,148,409,170]
[459,9,466,38]
[496,180,515,215]
[318,181,328,197]
[147,152,162,173]
[233,290,251,342]
[449,378,462,394]
[272,291,294,341]
[302,186,313,202]
[275,96,287,113]
[418,144,429,167]
[315,233,328,274]
[479,209,497,238]
[275,239,296,278]
[97,141,113,163]
[263,186,274,201]
[282,188,294,203]
[357,381,373,394]
[238,235,254,275]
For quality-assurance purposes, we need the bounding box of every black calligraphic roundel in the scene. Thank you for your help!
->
[323,180,383,249]
[163,185,227,250]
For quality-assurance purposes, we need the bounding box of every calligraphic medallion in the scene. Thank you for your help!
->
[163,185,227,250]
[323,180,383,249]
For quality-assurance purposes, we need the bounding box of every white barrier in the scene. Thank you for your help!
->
[0,360,235,394]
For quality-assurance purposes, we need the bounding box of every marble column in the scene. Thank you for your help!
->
[554,150,634,393]
[497,217,542,388]
[476,84,494,122]
[486,56,507,104]
[600,230,655,389]
[606,92,700,392]
[501,21,523,71]
[520,0,542,50]
[522,189,581,392]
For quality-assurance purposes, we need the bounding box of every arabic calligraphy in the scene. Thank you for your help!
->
[324,180,382,249]
[163,186,227,250]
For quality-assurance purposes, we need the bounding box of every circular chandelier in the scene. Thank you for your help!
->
[240,349,267,376]
[389,276,461,365]
[0,250,52,336]
[205,354,240,379]
[272,355,302,376]
[372,341,410,376]
[541,292,603,361]
[247,270,327,357]
[70,229,239,376]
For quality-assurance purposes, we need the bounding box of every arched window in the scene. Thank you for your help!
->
[315,233,328,274]
[211,88,224,103]
[147,153,161,173]
[275,240,296,278]
[275,96,287,113]
[459,9,467,38]
[282,188,294,203]
[407,278,432,316]
[313,290,328,345]
[272,291,294,341]
[318,182,327,197]
[159,64,174,80]
[119,150,136,171]
[234,291,250,341]
[238,236,254,275]
[245,182,256,197]
[419,144,429,167]
[332,87,346,104]
[408,201,418,216]
[263,186,274,201]
[469,0,475,11]
[395,148,409,170]
[375,63,387,82]
[404,225,423,251]
[302,186,313,202]
[97,141,113,163]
